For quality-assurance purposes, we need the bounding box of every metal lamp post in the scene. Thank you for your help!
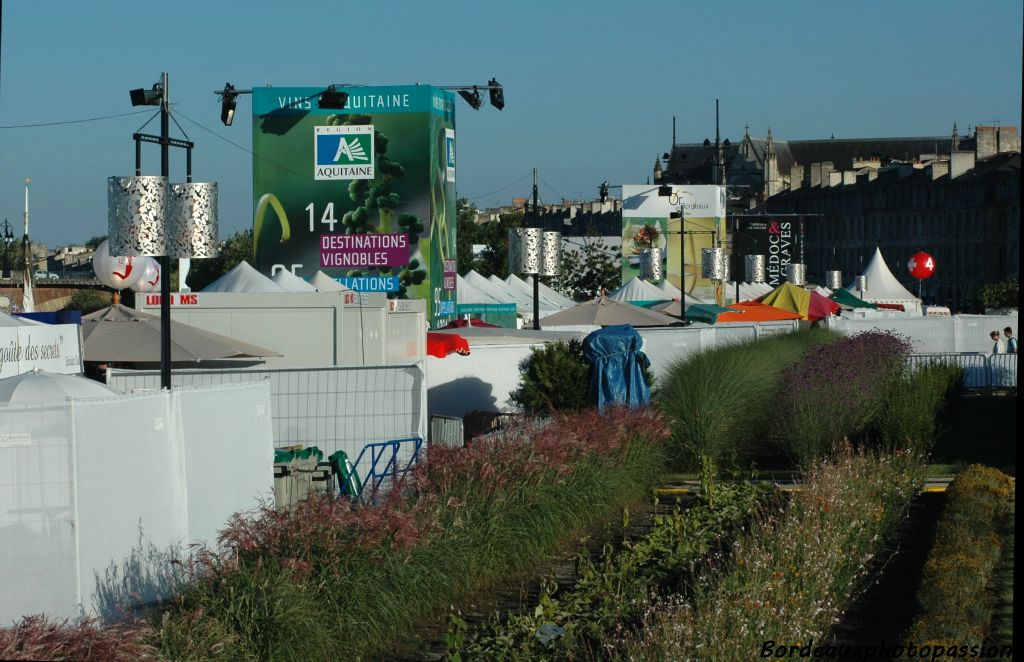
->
[1,219,13,279]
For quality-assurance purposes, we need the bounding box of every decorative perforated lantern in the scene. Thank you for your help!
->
[540,231,562,276]
[640,248,664,281]
[825,270,843,290]
[785,262,807,286]
[508,227,542,274]
[745,254,766,283]
[854,275,868,296]
[107,176,167,256]
[702,247,728,281]
[168,182,219,258]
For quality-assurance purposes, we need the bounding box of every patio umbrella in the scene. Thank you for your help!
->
[683,303,735,324]
[830,288,879,309]
[0,369,118,403]
[650,294,709,317]
[82,304,281,363]
[539,296,682,328]
[760,283,840,322]
[426,331,470,358]
[441,319,500,329]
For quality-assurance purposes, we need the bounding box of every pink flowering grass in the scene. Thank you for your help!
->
[156,406,669,660]
[0,615,156,661]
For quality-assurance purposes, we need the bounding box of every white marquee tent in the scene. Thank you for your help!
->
[204,261,286,293]
[608,277,668,303]
[272,269,318,292]
[846,247,922,313]
[520,275,577,309]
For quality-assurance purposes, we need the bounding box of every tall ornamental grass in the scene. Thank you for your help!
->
[656,329,838,472]
[906,465,1014,646]
[154,407,669,661]
[877,362,963,454]
[626,445,926,661]
[774,330,911,465]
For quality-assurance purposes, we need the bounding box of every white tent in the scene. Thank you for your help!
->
[724,282,768,303]
[272,269,317,292]
[656,279,682,299]
[309,271,353,292]
[608,277,667,303]
[846,247,921,313]
[463,270,538,314]
[813,285,833,297]
[520,275,577,308]
[490,274,567,311]
[203,261,286,293]
[456,274,505,306]
[0,369,118,403]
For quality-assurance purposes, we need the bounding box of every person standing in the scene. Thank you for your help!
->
[990,330,1006,355]
[1004,327,1018,354]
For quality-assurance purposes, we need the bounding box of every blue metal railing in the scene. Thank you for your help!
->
[906,353,1017,388]
[346,437,424,500]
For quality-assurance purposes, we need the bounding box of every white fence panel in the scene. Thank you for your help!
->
[108,364,427,462]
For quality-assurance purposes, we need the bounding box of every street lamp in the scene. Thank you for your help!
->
[1,219,14,279]
[658,187,707,319]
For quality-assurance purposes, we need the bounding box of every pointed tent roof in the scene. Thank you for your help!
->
[760,282,839,321]
[309,271,353,292]
[489,274,566,310]
[830,287,878,309]
[521,275,577,308]
[725,282,770,303]
[456,274,505,306]
[845,247,919,302]
[272,269,318,292]
[608,277,667,303]
[203,261,286,293]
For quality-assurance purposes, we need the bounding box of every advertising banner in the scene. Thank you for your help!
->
[252,86,457,328]
[621,185,726,302]
[0,324,83,378]
[735,217,801,287]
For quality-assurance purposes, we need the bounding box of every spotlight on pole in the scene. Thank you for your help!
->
[129,84,162,107]
[458,86,482,110]
[219,83,238,126]
[599,181,609,203]
[319,84,348,110]
[487,78,504,110]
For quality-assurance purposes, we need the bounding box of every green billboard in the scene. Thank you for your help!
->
[252,86,457,328]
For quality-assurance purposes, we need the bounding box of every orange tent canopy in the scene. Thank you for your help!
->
[715,301,803,323]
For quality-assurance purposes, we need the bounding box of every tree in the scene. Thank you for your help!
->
[184,229,253,291]
[559,231,621,300]
[456,198,479,274]
[474,211,523,278]
[980,280,1018,310]
[84,235,107,250]
[64,289,112,314]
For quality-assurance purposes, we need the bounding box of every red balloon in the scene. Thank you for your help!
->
[907,252,936,280]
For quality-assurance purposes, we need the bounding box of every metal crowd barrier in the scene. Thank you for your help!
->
[906,353,1017,388]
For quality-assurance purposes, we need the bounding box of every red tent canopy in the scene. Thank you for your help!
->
[807,291,842,321]
[718,301,803,322]
[441,319,499,329]
[426,332,470,358]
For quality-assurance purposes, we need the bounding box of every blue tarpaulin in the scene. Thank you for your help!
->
[582,324,651,410]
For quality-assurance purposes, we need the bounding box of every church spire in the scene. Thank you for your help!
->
[951,122,960,152]
[653,155,663,182]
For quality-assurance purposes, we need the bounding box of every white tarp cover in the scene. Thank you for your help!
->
[272,269,317,292]
[0,382,274,623]
[608,277,667,303]
[846,247,920,310]
[203,261,287,293]
[0,324,83,378]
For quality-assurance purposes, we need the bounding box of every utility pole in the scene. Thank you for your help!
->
[159,72,172,389]
[532,168,540,330]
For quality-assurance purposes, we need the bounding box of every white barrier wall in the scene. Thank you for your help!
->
[0,382,274,623]
[825,314,1019,354]
[426,322,801,417]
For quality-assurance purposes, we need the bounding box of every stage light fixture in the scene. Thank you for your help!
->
[220,83,238,126]
[130,84,162,107]
[319,85,348,110]
[488,78,504,110]
[458,86,482,110]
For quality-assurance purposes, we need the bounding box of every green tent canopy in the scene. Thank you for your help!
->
[684,303,735,324]
[830,288,879,309]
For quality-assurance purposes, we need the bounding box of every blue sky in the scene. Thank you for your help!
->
[1,0,1021,248]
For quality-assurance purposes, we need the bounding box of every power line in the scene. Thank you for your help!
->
[0,109,153,129]
[467,172,532,202]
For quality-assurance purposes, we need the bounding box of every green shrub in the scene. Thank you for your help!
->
[510,340,591,414]
[877,363,964,454]
[656,329,838,471]
[906,465,1014,645]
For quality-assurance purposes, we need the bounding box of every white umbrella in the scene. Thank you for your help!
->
[539,296,682,328]
[0,369,118,403]
[82,304,281,363]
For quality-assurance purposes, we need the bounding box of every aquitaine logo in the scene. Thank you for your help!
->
[445,129,456,182]
[314,125,375,180]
